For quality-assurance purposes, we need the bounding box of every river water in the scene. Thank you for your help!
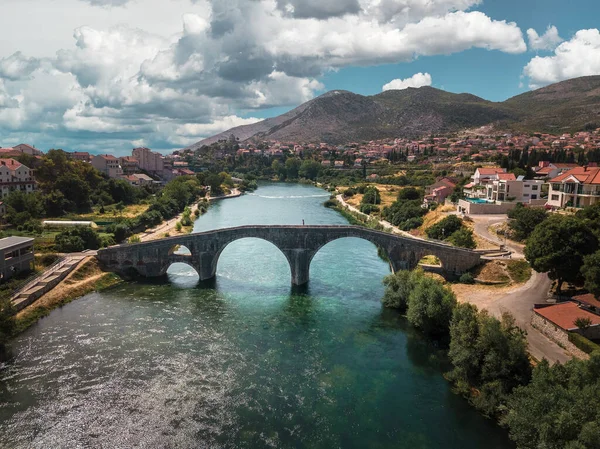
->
[0,182,512,448]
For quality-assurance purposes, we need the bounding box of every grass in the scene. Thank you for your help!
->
[506,260,532,283]
[46,202,150,223]
[419,255,442,266]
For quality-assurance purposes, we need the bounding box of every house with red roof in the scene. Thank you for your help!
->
[91,154,123,178]
[547,165,600,209]
[0,158,36,199]
[486,174,544,203]
[533,302,600,351]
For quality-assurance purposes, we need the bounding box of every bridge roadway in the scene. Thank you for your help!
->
[96,225,482,286]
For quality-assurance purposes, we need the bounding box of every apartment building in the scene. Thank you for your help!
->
[0,236,34,281]
[91,154,123,178]
[119,156,140,174]
[0,159,36,198]
[486,175,544,202]
[547,166,600,209]
[132,147,164,174]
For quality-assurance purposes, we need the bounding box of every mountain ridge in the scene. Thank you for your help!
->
[185,76,600,150]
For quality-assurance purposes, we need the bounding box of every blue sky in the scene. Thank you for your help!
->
[0,0,599,155]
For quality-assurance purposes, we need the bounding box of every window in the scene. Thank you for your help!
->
[531,185,539,191]
[551,194,559,201]
[523,193,530,197]
[531,195,537,199]
[525,184,530,188]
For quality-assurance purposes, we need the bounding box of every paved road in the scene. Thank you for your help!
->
[470,214,525,258]
[468,214,570,363]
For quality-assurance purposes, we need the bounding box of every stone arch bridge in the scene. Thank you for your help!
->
[96,225,482,286]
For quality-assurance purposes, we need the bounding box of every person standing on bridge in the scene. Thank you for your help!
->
[302,219,305,225]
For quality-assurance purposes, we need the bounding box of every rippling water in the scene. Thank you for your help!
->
[0,183,512,448]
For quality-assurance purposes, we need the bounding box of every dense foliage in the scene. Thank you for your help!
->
[508,204,548,241]
[525,214,598,292]
[382,188,427,230]
[406,274,457,337]
[503,353,600,449]
[448,304,531,417]
[426,215,476,249]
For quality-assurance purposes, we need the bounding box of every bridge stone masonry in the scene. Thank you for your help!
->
[96,225,482,286]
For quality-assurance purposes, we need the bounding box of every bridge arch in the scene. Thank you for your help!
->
[168,244,192,257]
[309,236,392,285]
[166,262,200,288]
[211,237,292,284]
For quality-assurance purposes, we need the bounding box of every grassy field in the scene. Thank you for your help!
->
[47,203,150,223]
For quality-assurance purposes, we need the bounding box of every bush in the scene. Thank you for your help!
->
[568,332,600,354]
[399,216,423,231]
[343,188,356,198]
[459,272,475,284]
[448,228,477,249]
[361,186,381,205]
[175,222,182,232]
[382,270,421,312]
[359,204,380,215]
[406,275,457,337]
[55,227,102,252]
[426,215,464,240]
[324,199,337,208]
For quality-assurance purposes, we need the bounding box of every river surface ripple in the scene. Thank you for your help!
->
[0,182,513,448]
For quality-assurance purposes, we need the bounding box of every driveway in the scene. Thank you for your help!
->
[467,213,571,363]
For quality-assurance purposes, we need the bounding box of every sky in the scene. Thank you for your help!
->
[0,0,599,156]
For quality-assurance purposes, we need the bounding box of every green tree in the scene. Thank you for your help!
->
[299,160,321,180]
[508,204,548,241]
[406,276,457,337]
[582,250,600,297]
[271,159,286,180]
[285,157,302,179]
[503,353,600,449]
[361,186,381,205]
[525,215,598,293]
[426,215,464,240]
[448,305,531,417]
[382,270,421,312]
[397,187,422,201]
[448,227,476,249]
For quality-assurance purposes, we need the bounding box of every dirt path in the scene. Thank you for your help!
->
[139,189,241,242]
[17,258,118,320]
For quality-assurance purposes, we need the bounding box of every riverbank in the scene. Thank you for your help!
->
[138,189,241,242]
[12,258,122,336]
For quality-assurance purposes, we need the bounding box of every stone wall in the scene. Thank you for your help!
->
[458,199,517,215]
[531,312,588,359]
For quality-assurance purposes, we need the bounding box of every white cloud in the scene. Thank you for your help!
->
[0,0,528,153]
[0,52,41,80]
[527,25,563,51]
[523,29,600,88]
[382,72,432,91]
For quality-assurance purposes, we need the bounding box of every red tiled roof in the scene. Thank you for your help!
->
[535,301,600,331]
[0,158,22,169]
[573,294,600,309]
[498,173,517,181]
[477,167,505,175]
[550,166,600,185]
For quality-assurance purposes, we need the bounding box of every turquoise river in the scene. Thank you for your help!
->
[0,182,513,448]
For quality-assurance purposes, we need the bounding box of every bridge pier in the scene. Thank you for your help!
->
[284,249,314,286]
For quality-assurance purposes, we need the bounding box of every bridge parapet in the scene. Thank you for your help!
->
[96,225,481,285]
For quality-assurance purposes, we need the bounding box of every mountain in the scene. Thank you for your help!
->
[186,76,600,149]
